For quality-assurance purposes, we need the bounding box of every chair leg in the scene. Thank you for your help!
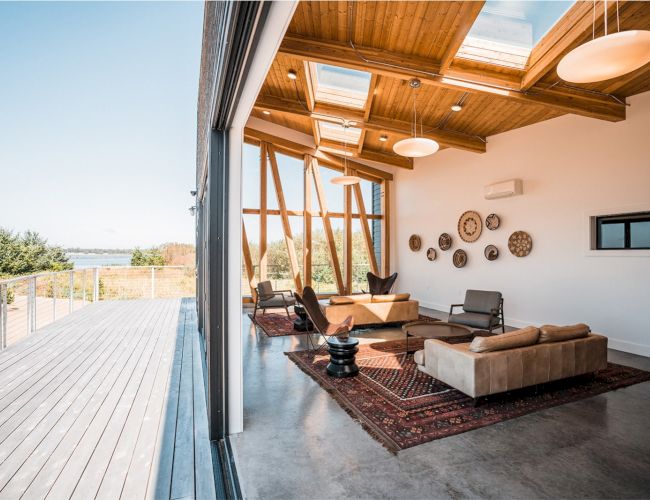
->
[253,303,258,317]
[285,306,291,319]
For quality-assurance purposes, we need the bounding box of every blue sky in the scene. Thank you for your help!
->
[0,1,203,248]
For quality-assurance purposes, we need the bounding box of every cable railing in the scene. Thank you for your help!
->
[241,263,372,296]
[0,266,195,350]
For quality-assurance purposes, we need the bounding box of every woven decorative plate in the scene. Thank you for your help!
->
[438,233,452,250]
[453,249,467,268]
[458,210,482,242]
[484,244,499,261]
[508,231,533,257]
[409,234,422,252]
[486,213,500,230]
[426,248,437,261]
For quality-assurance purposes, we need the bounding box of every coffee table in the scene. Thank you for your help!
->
[402,321,474,353]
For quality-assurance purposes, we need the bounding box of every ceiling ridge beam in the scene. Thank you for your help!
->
[279,34,625,122]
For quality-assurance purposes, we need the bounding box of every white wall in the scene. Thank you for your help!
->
[395,91,650,356]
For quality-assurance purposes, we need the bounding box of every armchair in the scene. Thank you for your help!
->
[448,289,505,333]
[253,281,296,319]
[365,272,398,295]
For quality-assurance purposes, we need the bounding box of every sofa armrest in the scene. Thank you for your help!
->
[423,339,482,398]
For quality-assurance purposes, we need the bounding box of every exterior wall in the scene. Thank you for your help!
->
[395,91,650,356]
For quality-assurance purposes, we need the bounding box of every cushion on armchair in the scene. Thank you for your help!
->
[449,312,500,329]
[463,289,502,314]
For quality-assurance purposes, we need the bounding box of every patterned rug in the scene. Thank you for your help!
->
[286,338,650,452]
[249,312,439,337]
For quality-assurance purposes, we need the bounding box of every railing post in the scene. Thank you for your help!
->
[93,268,99,302]
[27,278,35,335]
[69,271,74,313]
[1,284,7,350]
[82,270,87,306]
[52,276,57,322]
[151,266,155,299]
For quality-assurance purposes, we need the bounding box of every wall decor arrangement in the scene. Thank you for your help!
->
[438,233,452,250]
[458,210,483,242]
[508,231,533,257]
[484,244,499,261]
[453,249,468,268]
[486,213,500,230]
[426,248,437,261]
[409,234,422,252]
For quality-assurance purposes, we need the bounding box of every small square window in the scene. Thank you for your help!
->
[594,212,650,250]
[309,63,372,109]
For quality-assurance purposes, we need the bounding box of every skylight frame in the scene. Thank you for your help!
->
[317,121,363,146]
[455,1,576,70]
[308,62,373,110]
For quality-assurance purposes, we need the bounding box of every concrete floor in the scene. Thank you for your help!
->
[231,307,650,500]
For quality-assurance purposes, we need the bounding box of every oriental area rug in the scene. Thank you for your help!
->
[286,338,650,453]
[249,312,438,337]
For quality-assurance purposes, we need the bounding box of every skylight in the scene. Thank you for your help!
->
[309,63,372,109]
[318,121,362,145]
[456,1,574,69]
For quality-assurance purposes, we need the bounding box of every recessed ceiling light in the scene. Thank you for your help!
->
[287,70,297,80]
[379,135,388,142]
[451,104,463,112]
[262,110,271,115]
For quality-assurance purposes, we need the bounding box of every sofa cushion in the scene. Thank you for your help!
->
[463,289,502,314]
[538,323,590,344]
[414,349,425,366]
[469,326,540,353]
[329,294,372,305]
[449,312,500,329]
[371,293,411,303]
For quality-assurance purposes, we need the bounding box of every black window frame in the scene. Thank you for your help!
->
[596,212,650,250]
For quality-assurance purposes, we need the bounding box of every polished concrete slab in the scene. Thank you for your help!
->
[231,307,650,499]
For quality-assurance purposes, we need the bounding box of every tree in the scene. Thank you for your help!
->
[131,247,166,266]
[0,228,72,277]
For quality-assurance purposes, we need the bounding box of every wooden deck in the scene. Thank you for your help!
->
[0,298,216,500]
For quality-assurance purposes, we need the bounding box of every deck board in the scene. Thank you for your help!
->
[0,298,215,500]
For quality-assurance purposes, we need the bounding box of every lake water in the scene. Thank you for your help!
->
[67,253,132,268]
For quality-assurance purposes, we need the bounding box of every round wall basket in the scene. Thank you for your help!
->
[508,231,533,257]
[486,214,500,230]
[438,233,452,250]
[458,210,482,243]
[453,249,468,268]
[484,244,499,261]
[426,248,437,261]
[409,234,422,252]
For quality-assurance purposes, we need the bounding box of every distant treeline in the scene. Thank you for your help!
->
[65,247,133,254]
[132,243,196,267]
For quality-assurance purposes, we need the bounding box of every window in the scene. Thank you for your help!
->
[318,121,363,145]
[595,212,650,250]
[309,63,372,109]
[456,1,574,69]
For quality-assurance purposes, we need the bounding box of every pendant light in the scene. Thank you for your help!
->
[557,0,650,84]
[331,122,361,186]
[393,79,439,158]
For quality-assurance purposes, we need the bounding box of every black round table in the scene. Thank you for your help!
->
[326,337,359,378]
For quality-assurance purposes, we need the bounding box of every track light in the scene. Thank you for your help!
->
[451,104,463,112]
[379,135,388,142]
[262,110,271,115]
[287,70,297,80]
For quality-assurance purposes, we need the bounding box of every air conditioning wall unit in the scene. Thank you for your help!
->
[484,179,523,200]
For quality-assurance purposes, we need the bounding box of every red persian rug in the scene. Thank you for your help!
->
[249,312,439,337]
[286,338,650,452]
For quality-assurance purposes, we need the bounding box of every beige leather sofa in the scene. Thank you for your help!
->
[414,324,608,398]
[323,293,419,326]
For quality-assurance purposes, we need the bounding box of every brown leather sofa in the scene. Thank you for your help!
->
[323,293,419,326]
[414,324,608,398]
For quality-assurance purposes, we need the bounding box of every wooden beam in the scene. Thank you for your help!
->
[381,180,390,277]
[244,127,394,181]
[439,1,486,73]
[352,176,378,276]
[311,157,344,295]
[318,139,413,170]
[259,142,268,282]
[303,156,313,288]
[279,35,625,122]
[267,145,303,292]
[243,207,383,220]
[255,94,486,153]
[344,165,353,294]
[241,220,257,302]
[522,1,618,91]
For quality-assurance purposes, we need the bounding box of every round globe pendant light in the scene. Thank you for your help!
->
[331,175,361,185]
[330,122,361,186]
[558,1,650,84]
[393,79,439,158]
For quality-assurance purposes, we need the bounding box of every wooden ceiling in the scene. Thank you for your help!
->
[252,1,650,169]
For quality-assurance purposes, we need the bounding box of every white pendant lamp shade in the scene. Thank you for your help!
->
[393,137,440,158]
[558,30,650,84]
[330,175,361,185]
